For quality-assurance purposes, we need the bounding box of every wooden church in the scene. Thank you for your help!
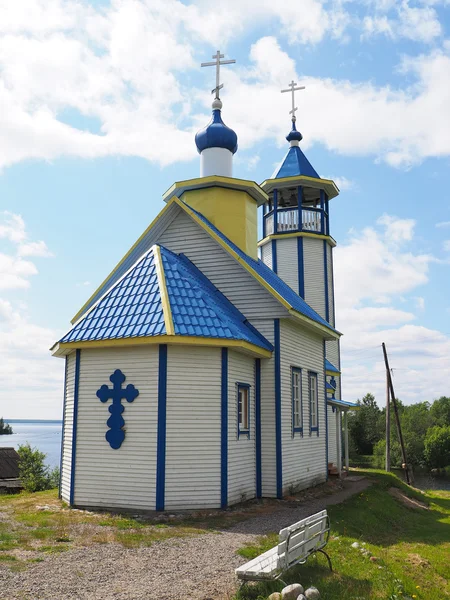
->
[52,52,357,511]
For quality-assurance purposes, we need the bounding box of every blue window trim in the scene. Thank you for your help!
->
[308,370,319,436]
[69,349,81,506]
[274,319,282,499]
[237,382,251,439]
[291,366,303,436]
[255,359,262,499]
[156,344,167,511]
[58,355,68,500]
[221,348,228,508]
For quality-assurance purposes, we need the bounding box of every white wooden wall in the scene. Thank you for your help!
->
[227,351,256,505]
[261,242,272,270]
[165,346,221,510]
[157,210,287,320]
[60,352,76,504]
[276,238,299,293]
[73,347,159,510]
[327,243,334,327]
[249,319,276,498]
[303,237,326,319]
[280,320,327,492]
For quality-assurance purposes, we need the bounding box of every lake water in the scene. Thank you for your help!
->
[0,420,62,469]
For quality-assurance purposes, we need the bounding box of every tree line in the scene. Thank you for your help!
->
[0,417,13,435]
[348,394,450,470]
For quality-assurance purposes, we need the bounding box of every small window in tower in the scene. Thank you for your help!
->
[291,367,303,435]
[237,383,250,438]
[308,371,319,433]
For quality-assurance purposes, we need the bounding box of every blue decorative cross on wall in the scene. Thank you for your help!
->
[96,369,139,449]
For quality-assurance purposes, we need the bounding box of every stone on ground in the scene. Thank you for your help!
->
[305,587,320,599]
[281,583,304,599]
[267,593,282,600]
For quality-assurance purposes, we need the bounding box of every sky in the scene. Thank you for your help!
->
[1,0,450,420]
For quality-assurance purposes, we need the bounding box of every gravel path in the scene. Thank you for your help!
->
[0,479,370,600]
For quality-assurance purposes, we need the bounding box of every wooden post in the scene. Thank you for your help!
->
[336,408,341,476]
[344,410,349,471]
[386,371,391,472]
[382,342,410,485]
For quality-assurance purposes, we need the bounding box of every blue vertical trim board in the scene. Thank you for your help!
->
[272,239,278,274]
[262,203,266,238]
[320,190,325,235]
[156,344,168,511]
[69,349,81,506]
[274,319,282,499]
[297,237,304,298]
[273,189,278,234]
[297,186,303,231]
[323,340,329,480]
[221,348,228,508]
[323,240,329,323]
[255,359,262,499]
[58,356,68,499]
[325,196,330,235]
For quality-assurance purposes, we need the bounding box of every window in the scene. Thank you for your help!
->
[308,371,319,432]
[237,383,250,437]
[291,367,303,434]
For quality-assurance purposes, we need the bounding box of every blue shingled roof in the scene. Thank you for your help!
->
[327,398,359,409]
[60,248,166,343]
[59,245,272,352]
[183,203,338,335]
[161,247,272,350]
[325,358,340,373]
[271,146,320,179]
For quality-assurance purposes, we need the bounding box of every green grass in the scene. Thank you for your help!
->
[234,470,450,600]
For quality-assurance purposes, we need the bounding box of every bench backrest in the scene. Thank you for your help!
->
[277,510,329,570]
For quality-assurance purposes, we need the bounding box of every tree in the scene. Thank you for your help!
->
[430,397,450,427]
[424,426,450,469]
[348,393,384,455]
[0,417,13,435]
[17,443,60,493]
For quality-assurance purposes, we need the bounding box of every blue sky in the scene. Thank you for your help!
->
[1,0,450,419]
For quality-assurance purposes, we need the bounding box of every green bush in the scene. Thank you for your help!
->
[17,444,60,493]
[0,417,13,435]
[424,426,450,469]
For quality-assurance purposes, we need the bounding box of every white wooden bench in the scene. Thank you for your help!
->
[235,510,332,585]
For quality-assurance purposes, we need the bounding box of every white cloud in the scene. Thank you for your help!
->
[0,2,448,170]
[436,221,450,228]
[0,212,26,243]
[336,214,450,405]
[18,240,54,258]
[327,176,355,191]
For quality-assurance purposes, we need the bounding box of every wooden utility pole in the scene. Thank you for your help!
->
[382,343,411,485]
[386,371,391,472]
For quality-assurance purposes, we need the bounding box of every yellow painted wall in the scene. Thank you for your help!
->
[181,187,258,259]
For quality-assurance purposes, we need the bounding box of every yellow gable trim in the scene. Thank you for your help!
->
[52,336,272,359]
[153,245,175,336]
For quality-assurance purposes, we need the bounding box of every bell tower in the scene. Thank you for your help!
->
[258,81,341,396]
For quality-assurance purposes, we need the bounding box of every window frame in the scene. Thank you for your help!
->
[237,382,251,438]
[291,367,303,436]
[308,370,319,434]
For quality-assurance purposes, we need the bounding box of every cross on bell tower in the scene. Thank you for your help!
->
[281,80,305,122]
[201,50,236,105]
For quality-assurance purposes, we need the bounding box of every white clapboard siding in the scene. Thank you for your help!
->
[74,347,159,510]
[326,339,341,400]
[280,320,327,492]
[157,210,287,320]
[276,238,299,293]
[250,319,277,498]
[228,351,256,505]
[303,237,326,319]
[260,242,272,270]
[327,405,337,464]
[165,346,222,510]
[327,243,335,327]
[60,352,76,503]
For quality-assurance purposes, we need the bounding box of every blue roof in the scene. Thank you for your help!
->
[195,109,238,154]
[183,203,338,335]
[60,248,165,343]
[59,245,272,352]
[272,145,319,179]
[327,399,359,409]
[161,247,272,350]
[325,359,340,373]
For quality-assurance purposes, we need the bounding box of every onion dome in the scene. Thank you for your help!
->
[195,100,238,155]
[286,120,303,143]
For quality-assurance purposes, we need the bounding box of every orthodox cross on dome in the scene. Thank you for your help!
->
[96,369,139,450]
[201,50,236,102]
[281,80,306,122]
